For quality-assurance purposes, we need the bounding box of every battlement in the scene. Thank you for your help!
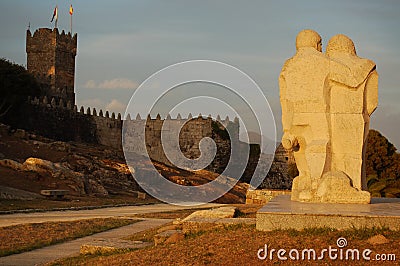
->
[28,96,239,127]
[26,28,77,53]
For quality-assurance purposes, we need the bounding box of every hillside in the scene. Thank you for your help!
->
[0,123,248,210]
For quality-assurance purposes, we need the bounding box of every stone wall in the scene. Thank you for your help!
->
[3,94,294,188]
[123,113,240,175]
[8,96,245,177]
[259,143,296,190]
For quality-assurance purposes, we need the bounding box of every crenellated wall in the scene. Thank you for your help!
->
[123,112,239,174]
[2,94,294,187]
[23,96,241,175]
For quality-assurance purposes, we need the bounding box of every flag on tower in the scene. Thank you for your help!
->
[51,6,58,22]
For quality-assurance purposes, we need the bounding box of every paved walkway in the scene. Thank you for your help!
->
[0,203,224,265]
[0,218,172,266]
[0,203,222,227]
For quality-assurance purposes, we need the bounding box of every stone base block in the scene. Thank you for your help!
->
[256,195,400,231]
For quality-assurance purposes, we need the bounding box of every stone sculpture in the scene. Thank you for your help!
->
[279,29,378,204]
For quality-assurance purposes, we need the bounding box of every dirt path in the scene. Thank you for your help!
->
[0,218,172,266]
[0,203,223,227]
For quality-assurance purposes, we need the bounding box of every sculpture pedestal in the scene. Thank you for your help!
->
[256,195,400,231]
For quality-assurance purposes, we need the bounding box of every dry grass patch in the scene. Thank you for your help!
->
[125,222,177,243]
[0,218,138,257]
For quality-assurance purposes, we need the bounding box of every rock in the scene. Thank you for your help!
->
[164,231,185,244]
[67,184,84,194]
[156,224,179,234]
[177,206,237,234]
[245,189,291,205]
[367,234,390,245]
[23,157,57,173]
[181,220,223,234]
[80,244,117,255]
[1,151,138,198]
[180,206,237,223]
[154,230,184,246]
[49,141,70,152]
[0,123,10,134]
[80,239,149,255]
[315,171,370,204]
[13,129,27,139]
[0,159,25,171]
[23,157,84,179]
[0,157,86,195]
[0,153,5,160]
[88,179,108,196]
[132,191,146,199]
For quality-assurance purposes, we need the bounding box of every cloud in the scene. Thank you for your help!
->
[83,80,97,89]
[83,78,138,90]
[77,98,104,109]
[76,98,126,115]
[105,99,127,114]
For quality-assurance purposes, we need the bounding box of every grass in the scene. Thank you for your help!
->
[0,218,138,257]
[52,223,400,265]
[125,223,169,243]
[279,225,400,239]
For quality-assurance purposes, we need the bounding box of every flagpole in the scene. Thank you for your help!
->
[69,5,73,34]
[70,13,72,34]
[51,5,58,29]
[55,5,58,29]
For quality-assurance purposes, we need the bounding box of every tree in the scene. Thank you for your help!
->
[0,58,40,117]
[366,129,400,197]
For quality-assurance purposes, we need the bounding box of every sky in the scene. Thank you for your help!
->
[1,0,400,149]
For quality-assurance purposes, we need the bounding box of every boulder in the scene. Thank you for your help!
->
[180,206,237,222]
[23,157,57,173]
[0,159,25,171]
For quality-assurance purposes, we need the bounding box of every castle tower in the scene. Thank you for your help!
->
[26,28,77,106]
